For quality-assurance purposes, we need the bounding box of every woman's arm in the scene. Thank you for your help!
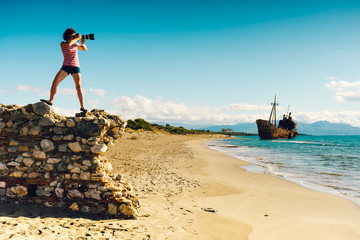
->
[78,39,87,51]
[61,34,82,47]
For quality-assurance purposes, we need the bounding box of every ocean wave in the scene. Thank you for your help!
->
[206,135,360,207]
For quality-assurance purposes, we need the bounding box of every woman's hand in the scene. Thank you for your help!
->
[63,33,82,47]
[75,34,82,41]
[79,39,88,51]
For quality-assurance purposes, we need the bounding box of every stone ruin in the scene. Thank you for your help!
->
[0,102,139,219]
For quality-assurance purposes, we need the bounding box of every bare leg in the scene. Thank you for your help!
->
[72,73,85,109]
[48,70,68,103]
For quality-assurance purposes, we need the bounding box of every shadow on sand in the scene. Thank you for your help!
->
[0,201,111,220]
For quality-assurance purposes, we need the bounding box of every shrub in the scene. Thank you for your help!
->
[126,119,205,135]
[126,118,153,131]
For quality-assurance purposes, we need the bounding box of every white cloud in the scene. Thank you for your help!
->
[14,92,355,128]
[108,95,360,127]
[326,80,360,90]
[17,84,91,97]
[53,107,78,117]
[325,79,360,102]
[89,88,106,97]
[325,76,337,81]
[0,89,8,93]
[55,88,88,96]
[58,88,77,96]
[111,95,269,125]
[226,103,271,111]
[17,84,49,96]
[88,99,100,108]
[17,84,42,93]
[296,110,360,127]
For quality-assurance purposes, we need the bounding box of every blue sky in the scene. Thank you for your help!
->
[1,0,360,126]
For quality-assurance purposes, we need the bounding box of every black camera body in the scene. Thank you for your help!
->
[74,33,95,40]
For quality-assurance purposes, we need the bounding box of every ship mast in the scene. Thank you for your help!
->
[286,105,290,117]
[268,95,278,125]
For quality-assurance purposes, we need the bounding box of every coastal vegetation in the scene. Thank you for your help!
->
[126,118,210,135]
[126,118,256,136]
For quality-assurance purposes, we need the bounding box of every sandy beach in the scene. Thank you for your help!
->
[0,131,360,239]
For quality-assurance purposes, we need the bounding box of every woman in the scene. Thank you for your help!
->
[41,28,88,112]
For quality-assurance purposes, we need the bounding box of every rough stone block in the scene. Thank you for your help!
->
[58,144,68,152]
[9,185,27,197]
[63,134,74,141]
[23,158,34,167]
[38,117,55,127]
[33,150,46,159]
[32,102,52,116]
[9,139,19,146]
[53,127,63,135]
[108,203,117,215]
[68,142,82,152]
[90,144,108,154]
[67,189,84,199]
[29,126,42,136]
[66,119,76,128]
[47,158,62,164]
[0,162,8,173]
[40,139,55,152]
[55,187,65,198]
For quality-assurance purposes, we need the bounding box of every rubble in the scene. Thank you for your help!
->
[0,102,139,218]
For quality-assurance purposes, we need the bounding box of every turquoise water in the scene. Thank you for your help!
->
[206,135,360,206]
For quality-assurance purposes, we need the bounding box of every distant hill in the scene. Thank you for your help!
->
[198,121,360,135]
[296,121,360,135]
[199,123,258,134]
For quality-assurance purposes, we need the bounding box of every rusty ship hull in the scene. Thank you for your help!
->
[256,119,298,140]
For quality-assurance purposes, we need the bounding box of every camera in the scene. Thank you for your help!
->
[74,33,95,40]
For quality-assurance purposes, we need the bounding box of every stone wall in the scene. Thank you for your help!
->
[0,102,139,218]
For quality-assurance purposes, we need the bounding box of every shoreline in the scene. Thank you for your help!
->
[206,136,360,208]
[186,137,360,239]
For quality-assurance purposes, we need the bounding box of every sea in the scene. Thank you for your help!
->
[206,135,360,206]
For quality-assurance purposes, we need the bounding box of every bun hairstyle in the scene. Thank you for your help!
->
[63,28,76,41]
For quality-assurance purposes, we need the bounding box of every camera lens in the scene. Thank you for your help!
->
[79,34,95,40]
